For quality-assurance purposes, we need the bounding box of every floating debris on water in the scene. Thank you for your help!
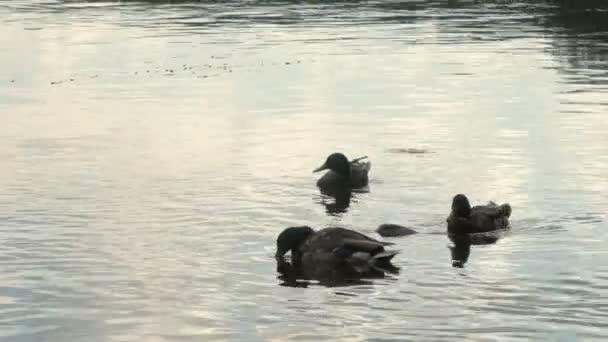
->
[386,148,432,154]
[32,58,313,86]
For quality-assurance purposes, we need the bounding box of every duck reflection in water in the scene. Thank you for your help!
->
[449,240,471,268]
[448,233,501,268]
[317,188,353,216]
[276,256,394,288]
[275,226,399,287]
[276,257,311,288]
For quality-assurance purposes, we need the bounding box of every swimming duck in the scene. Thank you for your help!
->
[275,226,398,281]
[313,153,371,190]
[447,194,512,235]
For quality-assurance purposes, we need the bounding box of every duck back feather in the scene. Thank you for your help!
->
[297,227,398,280]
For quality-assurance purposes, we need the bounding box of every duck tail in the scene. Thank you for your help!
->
[346,250,399,273]
[371,250,399,269]
[362,160,371,173]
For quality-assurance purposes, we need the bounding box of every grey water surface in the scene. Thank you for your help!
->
[1,0,608,341]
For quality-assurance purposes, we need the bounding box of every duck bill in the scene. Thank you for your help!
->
[313,163,328,173]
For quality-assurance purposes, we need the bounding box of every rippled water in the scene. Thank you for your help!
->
[1,0,608,340]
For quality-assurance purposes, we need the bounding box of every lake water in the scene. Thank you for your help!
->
[1,1,608,341]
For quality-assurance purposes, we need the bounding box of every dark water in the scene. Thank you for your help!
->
[1,0,608,340]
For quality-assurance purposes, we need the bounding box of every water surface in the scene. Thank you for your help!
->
[1,1,608,341]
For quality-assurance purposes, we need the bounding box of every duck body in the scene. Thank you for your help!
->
[314,153,371,191]
[447,194,512,236]
[275,226,398,282]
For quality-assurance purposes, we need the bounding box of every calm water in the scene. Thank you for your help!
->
[1,0,608,341]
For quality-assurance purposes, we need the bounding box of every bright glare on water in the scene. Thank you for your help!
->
[1,1,608,341]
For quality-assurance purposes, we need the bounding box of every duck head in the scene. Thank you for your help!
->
[452,194,472,218]
[275,226,315,258]
[313,153,351,177]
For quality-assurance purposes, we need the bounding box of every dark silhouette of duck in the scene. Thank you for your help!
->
[313,153,371,191]
[447,194,512,236]
[275,226,398,282]
[376,224,418,237]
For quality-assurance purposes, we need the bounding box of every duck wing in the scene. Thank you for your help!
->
[351,159,371,173]
[316,170,349,190]
[471,202,512,219]
[299,227,398,279]
[349,160,371,188]
[302,228,395,261]
[469,203,511,232]
[323,227,393,246]
[339,238,386,254]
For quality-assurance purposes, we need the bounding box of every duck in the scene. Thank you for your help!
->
[313,153,371,190]
[275,226,398,282]
[446,194,512,236]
